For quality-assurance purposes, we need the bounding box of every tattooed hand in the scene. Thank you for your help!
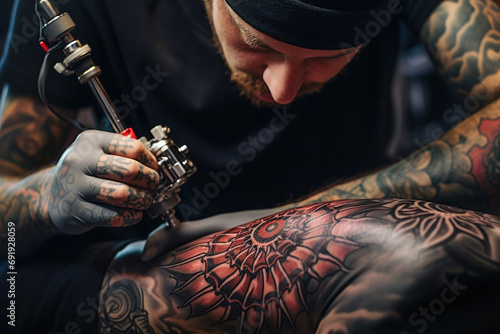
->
[46,130,160,234]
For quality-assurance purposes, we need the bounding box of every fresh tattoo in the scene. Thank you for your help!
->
[98,199,500,333]
[165,204,362,333]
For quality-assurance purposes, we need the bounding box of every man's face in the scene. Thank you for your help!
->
[205,0,361,107]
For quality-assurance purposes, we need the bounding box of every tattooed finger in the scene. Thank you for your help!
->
[94,154,160,191]
[106,208,143,228]
[104,135,159,171]
[84,178,154,210]
[75,204,143,228]
[50,191,144,233]
[75,130,159,171]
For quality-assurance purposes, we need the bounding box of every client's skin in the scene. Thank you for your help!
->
[98,199,500,333]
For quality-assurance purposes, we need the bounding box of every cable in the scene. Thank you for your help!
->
[37,41,86,131]
[35,1,45,42]
[35,1,86,131]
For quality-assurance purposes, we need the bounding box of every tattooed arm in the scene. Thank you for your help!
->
[98,199,500,333]
[0,84,160,257]
[0,84,74,253]
[296,0,500,213]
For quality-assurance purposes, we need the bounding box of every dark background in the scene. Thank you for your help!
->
[0,0,460,166]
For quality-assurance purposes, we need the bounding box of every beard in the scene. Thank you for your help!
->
[203,0,324,108]
[230,70,324,108]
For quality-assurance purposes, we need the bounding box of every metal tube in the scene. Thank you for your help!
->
[88,77,126,133]
[38,0,60,19]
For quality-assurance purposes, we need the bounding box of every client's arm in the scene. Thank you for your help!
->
[99,199,500,334]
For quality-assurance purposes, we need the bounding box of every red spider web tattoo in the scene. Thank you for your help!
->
[163,201,363,333]
[163,199,499,333]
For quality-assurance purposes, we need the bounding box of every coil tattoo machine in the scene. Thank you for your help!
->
[36,0,196,230]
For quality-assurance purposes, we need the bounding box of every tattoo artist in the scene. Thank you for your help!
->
[2,0,500,331]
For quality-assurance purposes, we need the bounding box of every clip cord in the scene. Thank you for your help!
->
[36,1,86,131]
[37,42,86,131]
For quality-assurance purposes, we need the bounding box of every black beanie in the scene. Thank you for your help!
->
[225,0,398,50]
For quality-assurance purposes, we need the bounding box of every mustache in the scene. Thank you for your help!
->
[203,0,326,108]
[230,70,324,108]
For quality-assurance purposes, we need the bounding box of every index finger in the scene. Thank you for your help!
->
[104,133,159,171]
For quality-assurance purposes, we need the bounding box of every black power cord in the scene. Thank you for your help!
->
[36,2,86,131]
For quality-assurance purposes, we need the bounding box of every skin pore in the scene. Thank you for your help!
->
[203,0,361,107]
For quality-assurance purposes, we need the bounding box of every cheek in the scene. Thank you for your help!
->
[211,2,267,74]
[217,38,268,74]
[305,61,350,82]
[226,51,269,73]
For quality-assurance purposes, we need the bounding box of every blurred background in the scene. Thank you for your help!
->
[0,0,13,55]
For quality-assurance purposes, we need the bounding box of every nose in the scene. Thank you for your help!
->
[262,60,304,105]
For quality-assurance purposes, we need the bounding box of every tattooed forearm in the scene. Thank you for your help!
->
[0,82,159,239]
[0,167,63,258]
[299,1,500,210]
[0,90,74,176]
[99,199,500,333]
[298,98,500,212]
[297,1,500,211]
[0,85,74,245]
[420,0,500,100]
[0,168,53,229]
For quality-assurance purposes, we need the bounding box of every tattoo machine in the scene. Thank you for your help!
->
[35,0,197,230]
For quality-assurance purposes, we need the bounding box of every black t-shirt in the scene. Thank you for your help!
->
[0,0,443,223]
